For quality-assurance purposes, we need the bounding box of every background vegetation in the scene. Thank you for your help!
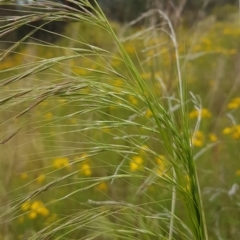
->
[0,1,240,239]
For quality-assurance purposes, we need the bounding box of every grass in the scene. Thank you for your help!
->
[0,1,240,239]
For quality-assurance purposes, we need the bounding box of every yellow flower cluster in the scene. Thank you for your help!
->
[155,155,166,176]
[227,97,240,109]
[53,157,70,169]
[189,108,212,119]
[192,131,204,147]
[80,163,92,176]
[130,155,143,172]
[21,200,49,219]
[223,27,240,36]
[223,125,240,139]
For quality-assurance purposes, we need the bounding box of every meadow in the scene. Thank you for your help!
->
[0,2,240,240]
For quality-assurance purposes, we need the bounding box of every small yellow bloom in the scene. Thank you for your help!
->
[236,170,240,176]
[232,125,240,139]
[145,109,153,118]
[155,155,166,176]
[222,127,232,135]
[128,95,138,105]
[130,156,143,172]
[189,108,211,119]
[146,50,155,57]
[80,163,92,176]
[113,79,124,87]
[37,207,49,217]
[228,97,240,109]
[208,133,218,142]
[222,126,240,139]
[81,153,89,159]
[28,211,37,219]
[70,118,78,124]
[139,145,149,154]
[20,173,28,180]
[44,112,53,120]
[72,67,88,75]
[31,201,49,217]
[21,201,31,211]
[53,157,70,169]
[36,174,45,184]
[97,182,108,192]
[31,201,42,210]
[102,126,111,133]
[141,72,151,80]
[124,43,135,54]
[192,131,204,147]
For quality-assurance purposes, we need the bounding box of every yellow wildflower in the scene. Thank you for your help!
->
[72,67,88,75]
[208,133,218,142]
[20,173,28,180]
[139,145,149,154]
[113,79,124,87]
[128,95,138,105]
[146,50,155,57]
[222,127,232,135]
[102,126,111,133]
[21,201,31,211]
[141,72,151,80]
[36,174,46,184]
[31,201,49,217]
[227,97,240,109]
[53,157,70,169]
[44,112,53,120]
[155,155,166,176]
[192,131,204,147]
[80,163,92,176]
[223,125,240,139]
[124,43,135,54]
[145,109,153,118]
[130,155,143,172]
[97,182,108,192]
[236,170,240,176]
[37,206,49,217]
[232,125,240,139]
[189,108,211,119]
[81,153,89,160]
[70,118,78,124]
[28,211,37,219]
